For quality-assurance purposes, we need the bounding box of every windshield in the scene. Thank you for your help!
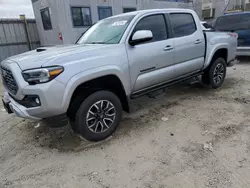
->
[214,14,250,31]
[77,15,135,44]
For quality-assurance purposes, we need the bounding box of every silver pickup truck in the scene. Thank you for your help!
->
[1,9,237,141]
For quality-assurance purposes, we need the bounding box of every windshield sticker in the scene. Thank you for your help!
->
[111,20,127,26]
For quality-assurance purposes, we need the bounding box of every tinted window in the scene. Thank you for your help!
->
[123,8,136,13]
[170,13,196,37]
[71,7,92,26]
[168,0,185,1]
[214,14,250,31]
[133,15,167,42]
[40,8,52,30]
[98,7,112,20]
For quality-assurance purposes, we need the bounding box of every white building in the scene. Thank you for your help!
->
[32,0,193,45]
[31,0,243,46]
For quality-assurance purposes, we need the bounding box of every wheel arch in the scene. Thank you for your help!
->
[66,74,129,121]
[210,48,228,63]
[204,44,228,69]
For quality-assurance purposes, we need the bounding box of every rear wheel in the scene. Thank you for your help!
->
[75,90,122,141]
[202,57,226,89]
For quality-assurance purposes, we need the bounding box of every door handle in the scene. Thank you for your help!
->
[163,45,173,51]
[194,39,203,44]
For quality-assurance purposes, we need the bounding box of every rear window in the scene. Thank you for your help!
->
[214,13,250,31]
[170,13,197,37]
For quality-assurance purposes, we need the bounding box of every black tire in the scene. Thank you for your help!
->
[68,96,85,134]
[202,57,226,89]
[76,90,122,142]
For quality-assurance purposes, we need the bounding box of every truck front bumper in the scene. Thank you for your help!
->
[2,92,69,127]
[2,92,41,120]
[1,60,69,127]
[2,75,67,118]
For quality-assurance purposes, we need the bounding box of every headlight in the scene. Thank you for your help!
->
[22,66,64,84]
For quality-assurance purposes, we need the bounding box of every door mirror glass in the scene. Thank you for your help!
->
[129,30,153,45]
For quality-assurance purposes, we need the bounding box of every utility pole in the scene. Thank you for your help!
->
[222,0,230,15]
[20,14,32,51]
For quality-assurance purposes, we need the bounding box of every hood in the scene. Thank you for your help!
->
[5,44,114,70]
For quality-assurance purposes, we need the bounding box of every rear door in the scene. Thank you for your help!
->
[126,14,175,92]
[169,13,205,77]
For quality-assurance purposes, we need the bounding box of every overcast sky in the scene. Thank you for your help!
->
[0,0,34,18]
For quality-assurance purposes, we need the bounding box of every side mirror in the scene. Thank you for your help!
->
[129,30,153,46]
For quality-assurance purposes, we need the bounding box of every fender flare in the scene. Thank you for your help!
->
[61,65,130,111]
[204,43,229,69]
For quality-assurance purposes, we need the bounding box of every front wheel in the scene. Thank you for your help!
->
[202,57,226,89]
[76,91,122,141]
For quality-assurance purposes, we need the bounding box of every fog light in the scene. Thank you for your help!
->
[11,95,41,108]
[35,98,40,104]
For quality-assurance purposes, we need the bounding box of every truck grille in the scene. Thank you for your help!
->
[1,66,18,94]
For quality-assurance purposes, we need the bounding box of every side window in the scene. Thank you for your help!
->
[169,13,196,38]
[40,8,52,30]
[133,14,167,42]
[71,7,92,27]
[123,8,136,13]
[98,7,112,20]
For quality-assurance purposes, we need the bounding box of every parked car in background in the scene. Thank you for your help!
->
[201,21,212,30]
[214,12,250,56]
[1,9,237,141]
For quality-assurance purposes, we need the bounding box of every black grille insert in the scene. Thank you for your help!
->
[1,66,18,94]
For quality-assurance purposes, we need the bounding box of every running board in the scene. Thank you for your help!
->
[130,72,203,99]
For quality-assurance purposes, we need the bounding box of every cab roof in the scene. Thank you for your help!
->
[111,8,195,18]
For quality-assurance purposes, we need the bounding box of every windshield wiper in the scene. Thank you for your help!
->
[87,42,106,44]
[103,34,121,44]
[86,34,121,45]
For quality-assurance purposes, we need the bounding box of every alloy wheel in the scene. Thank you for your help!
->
[213,63,225,84]
[86,100,116,133]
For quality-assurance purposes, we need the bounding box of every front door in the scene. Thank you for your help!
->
[169,13,205,77]
[126,14,175,93]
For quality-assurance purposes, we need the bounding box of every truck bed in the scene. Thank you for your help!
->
[203,31,238,69]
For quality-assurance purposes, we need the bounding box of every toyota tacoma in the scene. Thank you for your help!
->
[1,9,237,141]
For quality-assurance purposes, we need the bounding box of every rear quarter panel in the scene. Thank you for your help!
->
[204,32,237,69]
